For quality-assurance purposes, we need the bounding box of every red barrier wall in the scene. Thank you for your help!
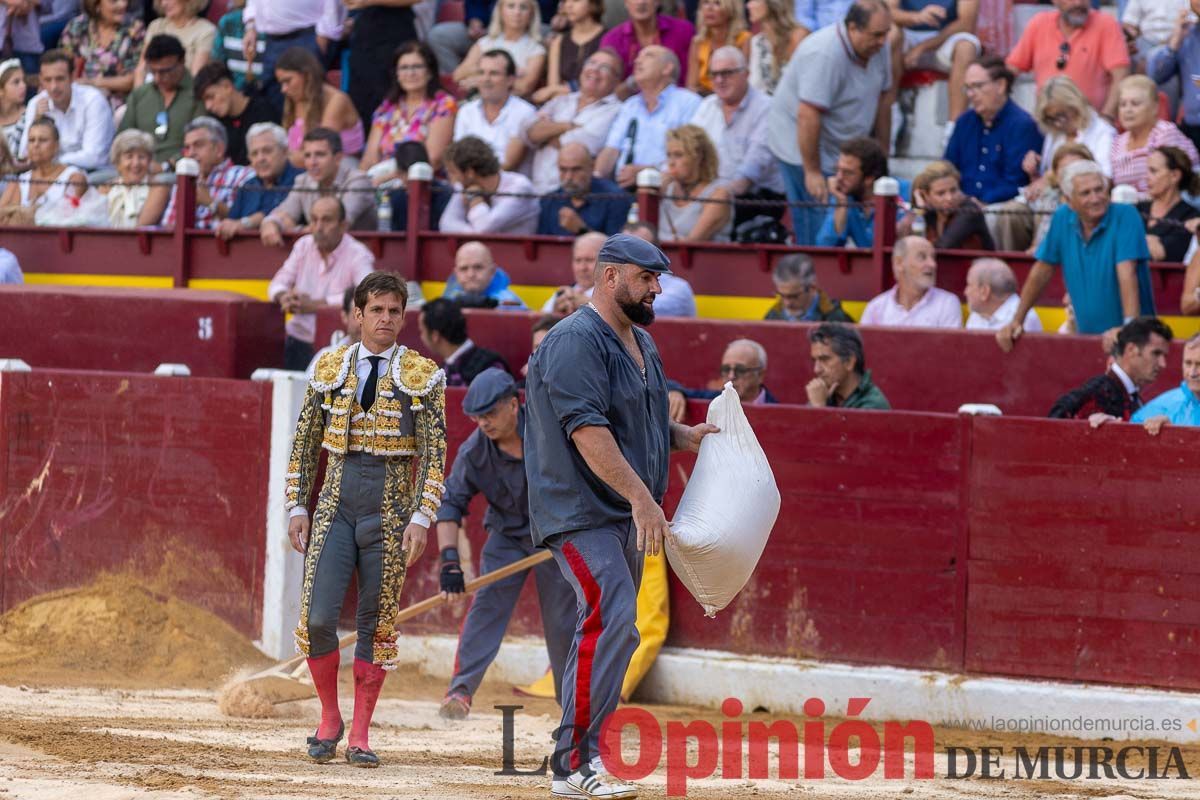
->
[0,286,284,378]
[315,309,1186,418]
[0,370,272,637]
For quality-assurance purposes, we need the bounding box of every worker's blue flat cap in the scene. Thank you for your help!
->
[463,367,518,415]
[596,233,672,274]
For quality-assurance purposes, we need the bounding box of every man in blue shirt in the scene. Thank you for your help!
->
[1148,1,1200,154]
[996,160,1154,351]
[1132,335,1200,432]
[944,55,1043,206]
[538,143,632,236]
[215,123,302,239]
[816,136,910,246]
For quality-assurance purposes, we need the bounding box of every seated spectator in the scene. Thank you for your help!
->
[1004,142,1094,256]
[266,196,375,371]
[1149,1,1200,154]
[98,128,170,227]
[1131,333,1200,432]
[621,219,698,316]
[1033,76,1116,179]
[1112,74,1199,193]
[764,252,852,321]
[537,142,631,236]
[899,160,993,250]
[276,47,364,164]
[687,0,750,96]
[441,135,539,235]
[360,41,457,182]
[386,141,454,232]
[1122,0,1187,74]
[59,0,146,108]
[689,46,785,228]
[595,45,702,189]
[209,0,263,93]
[527,48,622,195]
[860,235,962,328]
[658,124,732,242]
[531,0,605,105]
[667,338,777,421]
[963,257,1043,332]
[600,0,694,91]
[135,0,216,85]
[998,160,1155,349]
[816,136,907,247]
[745,0,803,95]
[1138,145,1200,263]
[419,296,513,386]
[262,127,378,242]
[0,117,87,226]
[0,62,27,158]
[215,122,302,238]
[542,231,605,313]
[889,0,981,144]
[1005,0,1130,122]
[806,321,890,409]
[944,56,1042,208]
[193,62,278,166]
[118,35,204,166]
[442,240,529,309]
[0,247,21,283]
[161,116,253,228]
[18,50,114,172]
[452,50,537,175]
[768,0,894,245]
[453,0,546,98]
[1050,316,1172,421]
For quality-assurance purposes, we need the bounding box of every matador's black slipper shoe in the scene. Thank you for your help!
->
[346,746,380,768]
[306,721,344,763]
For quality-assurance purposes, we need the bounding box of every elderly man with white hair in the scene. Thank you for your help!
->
[215,122,304,239]
[689,45,784,225]
[997,159,1155,351]
[666,338,778,421]
[161,116,254,229]
[963,257,1043,332]
[860,235,962,328]
[594,45,701,189]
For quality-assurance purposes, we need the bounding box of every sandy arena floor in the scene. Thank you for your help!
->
[1,669,1198,800]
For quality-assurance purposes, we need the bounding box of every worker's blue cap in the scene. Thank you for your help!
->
[463,368,518,416]
[596,233,672,274]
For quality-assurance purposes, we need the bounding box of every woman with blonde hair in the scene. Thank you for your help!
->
[98,129,171,227]
[453,0,546,98]
[899,160,993,250]
[659,124,732,242]
[1028,75,1115,183]
[134,0,216,83]
[745,0,803,94]
[687,0,750,95]
[531,0,604,104]
[276,47,365,164]
[1111,74,1198,193]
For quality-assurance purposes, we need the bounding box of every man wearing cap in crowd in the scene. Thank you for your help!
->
[524,233,718,798]
[435,368,576,722]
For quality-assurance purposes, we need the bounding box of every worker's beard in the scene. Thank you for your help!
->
[616,283,656,326]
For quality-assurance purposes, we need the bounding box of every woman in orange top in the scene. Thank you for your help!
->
[686,0,750,95]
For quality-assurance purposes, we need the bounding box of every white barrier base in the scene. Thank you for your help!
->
[394,633,1200,744]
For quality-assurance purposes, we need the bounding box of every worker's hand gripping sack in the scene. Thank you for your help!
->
[667,384,779,616]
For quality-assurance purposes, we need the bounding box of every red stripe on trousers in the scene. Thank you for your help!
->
[562,541,604,773]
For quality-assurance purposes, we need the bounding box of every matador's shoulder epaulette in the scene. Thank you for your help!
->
[309,344,354,392]
[391,346,446,398]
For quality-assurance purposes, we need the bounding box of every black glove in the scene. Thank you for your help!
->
[440,547,465,594]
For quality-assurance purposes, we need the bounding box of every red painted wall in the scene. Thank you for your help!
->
[0,370,272,638]
[0,286,284,378]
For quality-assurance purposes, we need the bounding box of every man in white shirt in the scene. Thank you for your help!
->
[19,50,114,173]
[963,257,1043,332]
[453,50,537,176]
[860,235,962,328]
[439,136,539,235]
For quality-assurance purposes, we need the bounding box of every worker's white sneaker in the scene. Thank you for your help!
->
[554,768,638,798]
[551,778,587,798]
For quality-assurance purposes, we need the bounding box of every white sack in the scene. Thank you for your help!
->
[667,383,780,617]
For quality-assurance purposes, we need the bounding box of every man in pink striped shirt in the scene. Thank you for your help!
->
[860,236,964,328]
[267,196,375,370]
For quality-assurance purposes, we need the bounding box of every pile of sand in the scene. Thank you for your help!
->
[0,573,270,689]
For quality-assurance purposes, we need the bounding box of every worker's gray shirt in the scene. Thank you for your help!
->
[437,410,529,539]
[524,306,671,545]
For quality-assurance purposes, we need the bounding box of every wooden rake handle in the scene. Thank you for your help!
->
[272,548,555,677]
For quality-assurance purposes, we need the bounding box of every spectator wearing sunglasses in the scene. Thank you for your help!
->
[118,34,204,167]
[1005,0,1130,123]
[666,338,777,422]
